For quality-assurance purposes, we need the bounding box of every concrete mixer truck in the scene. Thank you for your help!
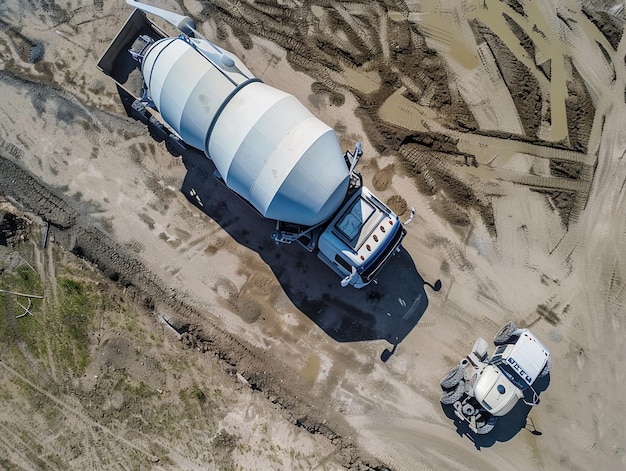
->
[97,1,409,288]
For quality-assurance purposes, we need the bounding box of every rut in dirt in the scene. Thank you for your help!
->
[0,148,391,470]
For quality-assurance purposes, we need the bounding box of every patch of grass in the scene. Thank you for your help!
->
[131,380,155,399]
[0,385,13,401]
[2,273,101,375]
[0,265,44,350]
[179,384,213,409]
[0,457,17,470]
[191,388,207,404]
[211,430,239,470]
[2,265,43,294]
[0,296,10,345]
[55,277,99,373]
[123,310,142,334]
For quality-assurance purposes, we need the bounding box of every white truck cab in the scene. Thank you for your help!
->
[317,185,405,288]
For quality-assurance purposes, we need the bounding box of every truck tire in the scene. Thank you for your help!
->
[165,136,185,157]
[148,116,169,143]
[440,380,465,405]
[494,321,519,345]
[440,365,465,389]
[539,355,552,377]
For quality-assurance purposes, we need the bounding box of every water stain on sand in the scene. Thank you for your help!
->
[301,354,321,384]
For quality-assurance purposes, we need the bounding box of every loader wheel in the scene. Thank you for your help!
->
[472,338,489,360]
[462,403,476,416]
[440,380,465,405]
[475,416,497,435]
[494,321,519,345]
[440,365,465,389]
[539,355,552,377]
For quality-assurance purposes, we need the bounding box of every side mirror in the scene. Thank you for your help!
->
[341,266,358,287]
[404,207,416,225]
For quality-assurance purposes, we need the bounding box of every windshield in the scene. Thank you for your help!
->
[335,197,375,246]
[488,345,507,366]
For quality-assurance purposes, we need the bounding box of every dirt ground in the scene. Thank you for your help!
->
[1,0,625,470]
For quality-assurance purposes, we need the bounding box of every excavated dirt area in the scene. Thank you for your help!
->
[1,1,626,470]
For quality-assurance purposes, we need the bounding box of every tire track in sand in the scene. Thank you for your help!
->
[0,360,161,464]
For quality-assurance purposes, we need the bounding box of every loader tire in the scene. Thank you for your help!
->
[440,365,465,389]
[462,403,476,416]
[440,380,465,405]
[494,321,519,345]
[475,416,497,435]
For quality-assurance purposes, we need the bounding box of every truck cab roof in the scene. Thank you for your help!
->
[490,330,550,388]
[476,330,549,416]
[317,186,404,281]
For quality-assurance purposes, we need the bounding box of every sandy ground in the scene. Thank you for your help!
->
[1,0,626,470]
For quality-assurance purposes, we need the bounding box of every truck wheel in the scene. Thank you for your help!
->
[494,321,519,345]
[440,365,465,389]
[440,380,465,405]
[165,138,182,157]
[539,355,552,377]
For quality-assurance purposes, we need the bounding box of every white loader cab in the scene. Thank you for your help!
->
[439,321,551,434]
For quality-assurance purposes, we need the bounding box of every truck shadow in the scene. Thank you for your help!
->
[179,148,437,353]
[440,373,551,449]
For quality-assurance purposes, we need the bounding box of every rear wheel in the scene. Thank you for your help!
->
[440,380,465,405]
[475,415,497,435]
[165,135,185,157]
[494,321,519,345]
[440,365,465,389]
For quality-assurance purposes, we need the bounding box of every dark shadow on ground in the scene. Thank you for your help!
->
[440,373,551,449]
[178,147,439,353]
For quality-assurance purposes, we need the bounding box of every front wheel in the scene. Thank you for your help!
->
[440,380,465,405]
[440,365,465,389]
[494,321,519,345]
